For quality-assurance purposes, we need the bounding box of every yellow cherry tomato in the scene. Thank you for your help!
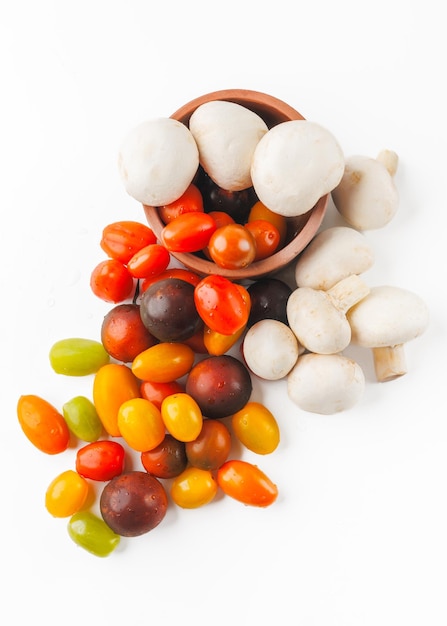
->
[231,401,280,454]
[203,324,245,356]
[132,343,195,383]
[117,398,166,452]
[45,469,90,518]
[93,363,141,437]
[171,467,218,509]
[161,393,203,442]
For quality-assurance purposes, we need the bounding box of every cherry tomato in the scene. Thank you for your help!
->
[245,219,281,261]
[207,223,257,269]
[194,275,250,335]
[171,467,218,509]
[92,363,141,437]
[49,337,110,376]
[140,434,187,478]
[207,211,235,229]
[62,395,103,442]
[161,212,217,252]
[248,200,288,245]
[68,511,121,557]
[90,259,135,303]
[141,267,201,292]
[246,278,292,328]
[140,380,184,409]
[126,243,170,279]
[45,469,90,518]
[132,342,195,383]
[185,419,232,470]
[203,324,245,356]
[158,183,204,224]
[17,395,70,455]
[76,440,126,481]
[101,303,158,363]
[231,402,280,455]
[100,221,157,264]
[117,398,166,452]
[161,392,203,442]
[217,459,278,507]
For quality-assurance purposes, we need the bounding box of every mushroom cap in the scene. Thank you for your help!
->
[118,117,199,206]
[347,285,429,347]
[242,319,299,380]
[188,100,268,191]
[294,226,375,290]
[331,154,399,230]
[251,120,345,217]
[287,287,352,354]
[287,353,365,414]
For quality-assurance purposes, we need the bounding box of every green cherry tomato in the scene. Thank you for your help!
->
[67,511,121,557]
[49,338,110,376]
[62,395,103,442]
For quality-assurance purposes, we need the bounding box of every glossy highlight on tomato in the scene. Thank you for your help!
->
[171,467,217,509]
[90,258,135,303]
[62,395,103,442]
[141,434,187,479]
[100,220,157,264]
[17,394,70,455]
[207,223,257,269]
[161,211,216,252]
[76,440,126,481]
[194,274,250,336]
[117,397,165,452]
[68,511,121,557]
[49,337,110,376]
[158,183,204,224]
[45,469,90,518]
[217,459,278,507]
[231,402,280,455]
[132,342,195,383]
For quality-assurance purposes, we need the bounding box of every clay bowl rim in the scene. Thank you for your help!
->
[143,89,328,281]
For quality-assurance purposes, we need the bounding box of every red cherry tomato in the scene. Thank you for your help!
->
[158,184,204,224]
[127,243,171,279]
[90,259,134,303]
[76,440,126,481]
[245,219,281,261]
[194,275,250,335]
[140,380,184,410]
[161,212,217,253]
[207,224,257,269]
[100,221,157,264]
[140,267,202,292]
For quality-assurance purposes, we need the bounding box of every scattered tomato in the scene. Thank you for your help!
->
[76,440,126,481]
[17,395,70,455]
[90,258,134,303]
[217,459,278,507]
[171,467,217,509]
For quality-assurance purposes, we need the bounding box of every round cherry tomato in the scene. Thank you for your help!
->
[245,219,281,261]
[76,440,126,481]
[231,402,280,454]
[161,212,217,252]
[171,467,218,509]
[217,459,278,507]
[101,303,157,363]
[90,259,134,303]
[207,223,257,269]
[158,183,204,224]
[126,243,170,279]
[140,380,184,409]
[140,434,187,479]
[161,392,203,442]
[117,398,166,452]
[185,419,232,470]
[194,275,250,336]
[248,200,287,245]
[132,342,195,383]
[100,221,157,264]
[45,469,90,518]
[247,278,292,328]
[17,394,70,455]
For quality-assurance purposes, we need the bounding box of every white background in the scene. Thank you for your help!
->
[2,2,446,624]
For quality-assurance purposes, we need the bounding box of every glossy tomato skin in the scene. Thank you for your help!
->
[90,259,135,303]
[45,469,90,518]
[197,169,257,223]
[126,243,170,279]
[194,275,250,336]
[185,419,232,470]
[100,221,157,264]
[207,224,257,270]
[117,398,165,452]
[247,278,292,328]
[231,402,280,455]
[17,395,70,455]
[140,380,184,410]
[217,460,278,507]
[132,342,195,383]
[68,511,121,557]
[171,467,217,509]
[245,219,281,261]
[158,183,204,224]
[248,201,287,245]
[185,355,252,419]
[140,278,202,342]
[101,304,157,363]
[141,434,187,479]
[161,212,216,253]
[141,268,201,292]
[161,393,203,442]
[93,363,141,437]
[76,440,126,481]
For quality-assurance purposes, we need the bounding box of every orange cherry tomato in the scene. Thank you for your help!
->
[158,183,204,224]
[45,470,90,518]
[245,219,281,261]
[100,221,157,264]
[140,380,184,409]
[248,200,288,245]
[202,212,236,260]
[207,223,257,269]
[161,212,217,252]
[117,398,166,452]
[90,259,135,303]
[92,363,141,437]
[203,324,245,356]
[141,268,202,292]
[194,275,250,336]
[217,459,278,507]
[132,343,195,383]
[17,395,70,455]
[126,243,170,279]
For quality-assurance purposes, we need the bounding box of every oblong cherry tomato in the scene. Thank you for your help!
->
[140,380,184,409]
[62,395,103,442]
[126,243,170,279]
[194,275,250,335]
[161,212,217,252]
[117,398,166,452]
[171,467,218,509]
[132,343,195,383]
[92,363,141,437]
[158,183,204,224]
[185,419,232,470]
[248,200,288,245]
[217,459,278,507]
[231,402,280,455]
[49,337,110,376]
[68,511,120,557]
[90,259,135,303]
[161,392,203,442]
[17,395,70,455]
[245,219,281,261]
[207,223,257,269]
[141,267,201,292]
[45,469,90,518]
[140,434,187,478]
[100,221,157,264]
[76,440,126,481]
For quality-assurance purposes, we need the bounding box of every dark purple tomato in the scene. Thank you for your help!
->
[195,167,258,224]
[247,278,292,327]
[140,434,187,479]
[100,471,168,537]
[185,355,252,419]
[139,278,202,342]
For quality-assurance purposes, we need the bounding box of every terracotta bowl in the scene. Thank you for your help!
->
[143,89,328,281]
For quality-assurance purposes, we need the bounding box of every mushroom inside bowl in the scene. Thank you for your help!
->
[143,89,331,280]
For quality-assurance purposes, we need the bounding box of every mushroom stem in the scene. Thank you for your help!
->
[372,344,407,382]
[377,149,399,177]
[327,274,370,314]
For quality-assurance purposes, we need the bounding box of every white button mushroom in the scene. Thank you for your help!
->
[331,150,399,230]
[250,120,345,217]
[118,117,199,206]
[242,319,300,380]
[347,285,430,382]
[286,274,370,355]
[287,353,365,415]
[294,226,375,290]
[188,100,268,191]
